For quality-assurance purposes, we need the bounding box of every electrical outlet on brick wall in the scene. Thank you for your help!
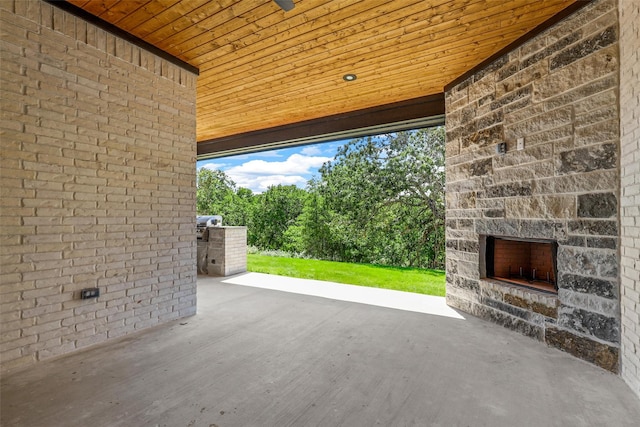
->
[80,288,100,299]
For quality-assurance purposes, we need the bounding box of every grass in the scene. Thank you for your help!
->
[247,254,446,297]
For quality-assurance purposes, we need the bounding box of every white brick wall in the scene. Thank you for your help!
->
[619,0,640,399]
[0,0,197,371]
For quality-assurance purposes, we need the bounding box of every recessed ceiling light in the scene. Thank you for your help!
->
[343,74,357,81]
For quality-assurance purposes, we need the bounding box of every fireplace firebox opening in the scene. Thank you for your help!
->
[483,236,558,294]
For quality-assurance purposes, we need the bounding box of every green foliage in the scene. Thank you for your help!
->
[196,168,254,226]
[248,254,446,296]
[196,127,446,270]
[249,185,307,250]
[296,181,341,260]
[304,128,445,269]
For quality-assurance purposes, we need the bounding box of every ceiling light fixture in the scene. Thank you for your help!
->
[343,74,357,82]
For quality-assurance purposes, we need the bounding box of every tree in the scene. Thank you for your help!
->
[195,127,446,269]
[298,179,344,260]
[196,168,253,226]
[250,185,307,250]
[312,128,445,268]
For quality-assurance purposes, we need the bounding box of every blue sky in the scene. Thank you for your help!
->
[196,141,343,193]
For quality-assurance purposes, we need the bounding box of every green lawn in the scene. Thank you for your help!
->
[247,254,446,297]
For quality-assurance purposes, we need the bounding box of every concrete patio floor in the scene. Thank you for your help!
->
[2,273,639,427]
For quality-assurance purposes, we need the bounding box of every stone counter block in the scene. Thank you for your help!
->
[206,227,247,277]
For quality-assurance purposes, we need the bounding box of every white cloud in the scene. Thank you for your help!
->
[300,146,322,156]
[199,162,225,171]
[227,153,331,176]
[224,153,331,193]
[230,174,307,193]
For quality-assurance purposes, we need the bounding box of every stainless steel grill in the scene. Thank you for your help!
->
[196,215,222,240]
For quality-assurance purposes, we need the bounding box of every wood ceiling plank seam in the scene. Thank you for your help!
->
[195,27,449,87]
[198,79,446,131]
[67,0,99,10]
[198,77,440,113]
[170,12,314,62]
[199,29,482,95]
[195,69,454,120]
[195,7,431,74]
[122,0,210,40]
[262,0,568,72]
[201,76,440,116]
[195,61,469,120]
[97,0,150,23]
[109,0,182,31]
[442,0,568,26]
[497,0,571,29]
[197,77,439,116]
[185,0,432,69]
[71,0,564,68]
[196,9,576,137]
[196,51,487,108]
[194,11,549,102]
[222,19,536,112]
[130,0,217,39]
[197,85,448,122]
[329,2,566,68]
[197,66,454,115]
[197,76,460,126]
[196,79,450,128]
[194,20,541,108]
[221,1,347,40]
[190,0,551,77]
[252,0,568,73]
[195,33,536,139]
[193,46,505,130]
[66,0,120,16]
[152,0,306,54]
[194,14,557,103]
[177,0,384,64]
[180,1,424,61]
[144,0,265,50]
[188,0,439,69]
[69,0,576,141]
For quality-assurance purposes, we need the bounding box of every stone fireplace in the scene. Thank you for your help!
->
[445,0,621,372]
[482,236,557,294]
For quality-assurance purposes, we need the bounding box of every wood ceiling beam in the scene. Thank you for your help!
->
[197,94,445,157]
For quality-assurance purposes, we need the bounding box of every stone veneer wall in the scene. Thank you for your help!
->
[445,0,621,371]
[619,0,640,398]
[0,0,197,371]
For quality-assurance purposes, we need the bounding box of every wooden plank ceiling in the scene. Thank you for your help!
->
[68,0,577,145]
